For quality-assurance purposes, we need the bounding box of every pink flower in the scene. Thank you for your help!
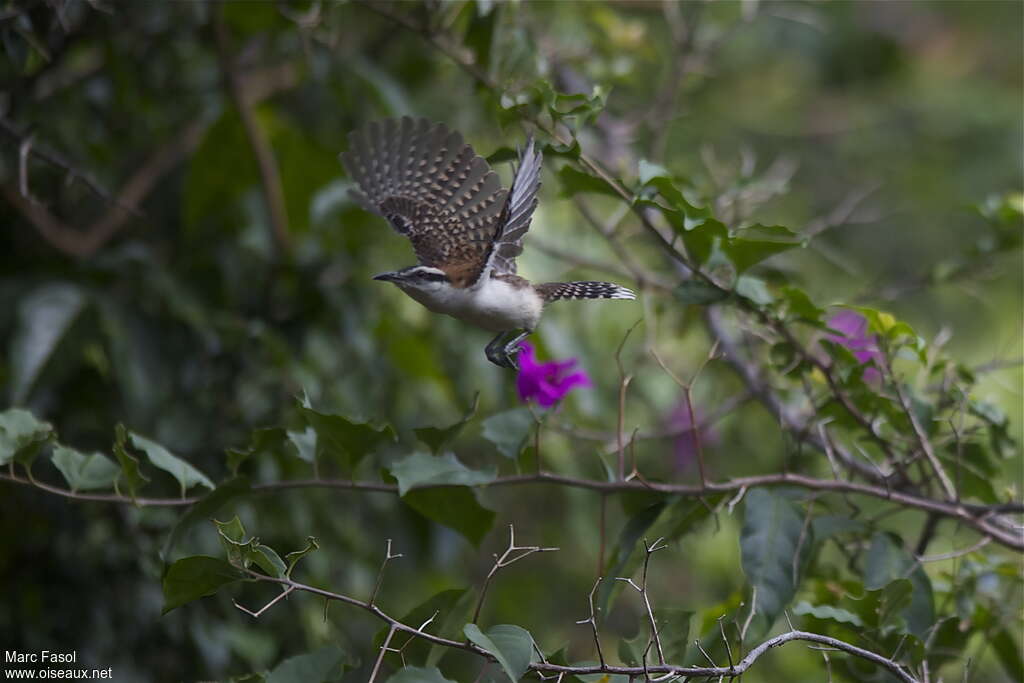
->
[515,341,591,407]
[825,310,883,383]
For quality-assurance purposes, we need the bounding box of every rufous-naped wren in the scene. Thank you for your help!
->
[341,117,635,369]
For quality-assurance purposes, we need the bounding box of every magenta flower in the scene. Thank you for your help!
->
[515,341,591,407]
[825,310,883,383]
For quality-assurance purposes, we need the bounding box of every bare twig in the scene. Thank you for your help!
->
[616,537,669,665]
[886,357,958,501]
[233,585,295,618]
[575,577,607,667]
[615,320,643,481]
[369,538,403,607]
[368,624,397,683]
[472,524,559,624]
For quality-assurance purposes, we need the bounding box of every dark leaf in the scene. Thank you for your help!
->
[740,489,813,629]
[864,532,934,639]
[390,452,496,496]
[265,645,347,683]
[403,487,495,547]
[162,556,243,614]
[675,280,729,305]
[414,394,479,454]
[113,423,150,499]
[482,408,534,459]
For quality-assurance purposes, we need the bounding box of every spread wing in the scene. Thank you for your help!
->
[340,117,508,286]
[489,136,542,275]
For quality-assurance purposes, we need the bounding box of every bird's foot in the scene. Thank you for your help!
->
[485,331,528,370]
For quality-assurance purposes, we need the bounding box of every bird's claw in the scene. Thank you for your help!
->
[485,344,519,370]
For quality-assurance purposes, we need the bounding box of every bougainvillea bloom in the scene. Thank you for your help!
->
[825,310,883,383]
[515,341,592,407]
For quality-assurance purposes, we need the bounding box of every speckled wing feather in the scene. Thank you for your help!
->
[341,117,508,286]
[489,136,542,275]
[536,281,636,302]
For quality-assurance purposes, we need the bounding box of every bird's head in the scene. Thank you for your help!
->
[373,265,451,296]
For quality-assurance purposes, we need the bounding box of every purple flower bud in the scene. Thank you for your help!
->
[515,341,592,408]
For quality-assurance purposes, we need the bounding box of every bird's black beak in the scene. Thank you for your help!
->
[373,272,398,282]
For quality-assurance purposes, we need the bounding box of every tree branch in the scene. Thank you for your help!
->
[3,470,1020,550]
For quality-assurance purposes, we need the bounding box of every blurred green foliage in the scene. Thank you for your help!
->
[0,1,1021,682]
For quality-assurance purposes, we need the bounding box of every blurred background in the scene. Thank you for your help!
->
[0,1,1020,681]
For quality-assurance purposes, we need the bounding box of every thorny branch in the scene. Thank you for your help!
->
[615,537,669,667]
[472,524,559,624]
[232,566,921,683]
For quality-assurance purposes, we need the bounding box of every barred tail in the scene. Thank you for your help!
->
[537,281,636,302]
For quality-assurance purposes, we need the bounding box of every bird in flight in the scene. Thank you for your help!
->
[341,117,635,369]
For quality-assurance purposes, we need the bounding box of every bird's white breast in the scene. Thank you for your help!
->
[401,275,544,332]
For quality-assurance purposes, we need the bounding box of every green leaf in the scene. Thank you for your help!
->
[113,423,150,498]
[162,476,251,562]
[0,408,54,467]
[227,427,287,475]
[793,601,864,627]
[740,489,813,628]
[414,394,480,454]
[864,532,934,638]
[287,427,317,464]
[51,445,119,492]
[599,502,667,613]
[678,218,728,266]
[403,487,495,547]
[215,516,287,578]
[556,166,618,198]
[300,402,396,472]
[285,536,319,578]
[387,667,456,683]
[735,275,774,305]
[993,628,1024,683]
[482,408,534,459]
[265,645,347,683]
[850,579,913,635]
[675,280,729,305]
[390,452,496,496]
[129,431,215,496]
[780,286,824,323]
[464,623,534,682]
[726,225,803,273]
[10,282,87,403]
[162,556,243,614]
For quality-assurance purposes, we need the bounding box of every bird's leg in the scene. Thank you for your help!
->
[485,330,529,370]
